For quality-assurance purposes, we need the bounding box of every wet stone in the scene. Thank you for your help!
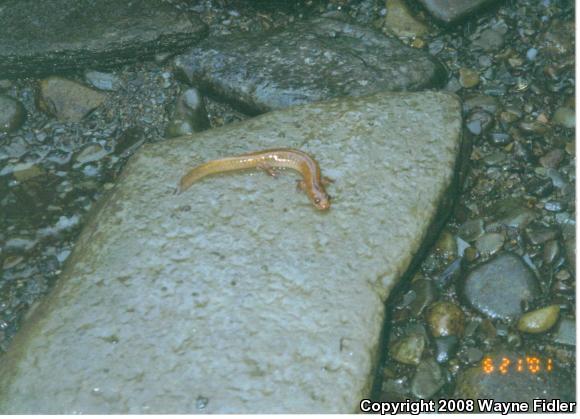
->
[552,107,575,129]
[552,316,575,347]
[165,88,210,137]
[458,219,485,242]
[174,16,446,114]
[454,350,574,405]
[0,94,26,134]
[543,240,559,265]
[417,0,501,24]
[434,336,458,364]
[463,94,499,115]
[0,0,208,78]
[73,143,109,166]
[471,28,505,52]
[475,232,504,257]
[465,110,493,135]
[411,358,444,399]
[539,149,565,169]
[38,77,106,122]
[517,305,560,334]
[492,198,539,229]
[426,301,465,338]
[384,0,429,39]
[525,224,558,245]
[389,332,426,366]
[462,253,540,321]
[525,177,554,198]
[459,68,480,88]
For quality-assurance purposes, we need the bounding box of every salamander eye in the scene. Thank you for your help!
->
[314,198,321,204]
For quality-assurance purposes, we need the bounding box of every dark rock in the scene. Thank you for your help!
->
[411,358,445,399]
[525,177,554,198]
[174,16,446,114]
[0,95,26,133]
[552,316,575,347]
[165,88,210,137]
[434,336,458,364]
[492,197,539,229]
[38,77,105,122]
[525,223,558,245]
[0,0,208,78]
[472,28,505,52]
[418,0,502,24]
[454,350,574,405]
[462,253,540,321]
[458,218,485,242]
[560,222,575,273]
[407,276,437,317]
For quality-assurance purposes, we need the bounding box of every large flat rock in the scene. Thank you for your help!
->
[0,0,208,78]
[0,91,462,413]
[174,16,446,114]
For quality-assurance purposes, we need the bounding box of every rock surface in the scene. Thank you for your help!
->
[461,253,540,321]
[38,77,106,122]
[174,16,446,114]
[0,0,208,78]
[0,91,462,413]
[418,0,502,24]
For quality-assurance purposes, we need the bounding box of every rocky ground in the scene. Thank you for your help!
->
[0,0,575,406]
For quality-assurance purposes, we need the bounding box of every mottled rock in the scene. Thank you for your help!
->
[38,77,106,122]
[418,0,502,24]
[0,0,208,78]
[0,91,462,413]
[455,350,574,405]
[174,16,446,114]
[462,253,540,321]
[517,305,560,334]
[0,94,25,133]
[426,301,465,337]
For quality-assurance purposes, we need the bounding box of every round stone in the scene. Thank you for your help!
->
[461,253,540,321]
[426,301,465,337]
[517,305,560,334]
[0,94,25,133]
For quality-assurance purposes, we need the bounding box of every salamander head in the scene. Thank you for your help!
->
[312,190,331,211]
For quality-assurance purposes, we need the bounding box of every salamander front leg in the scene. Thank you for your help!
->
[257,162,278,178]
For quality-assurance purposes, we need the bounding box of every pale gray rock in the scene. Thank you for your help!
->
[0,91,462,413]
[174,16,446,115]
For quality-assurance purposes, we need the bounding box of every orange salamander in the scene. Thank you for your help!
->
[178,148,331,210]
